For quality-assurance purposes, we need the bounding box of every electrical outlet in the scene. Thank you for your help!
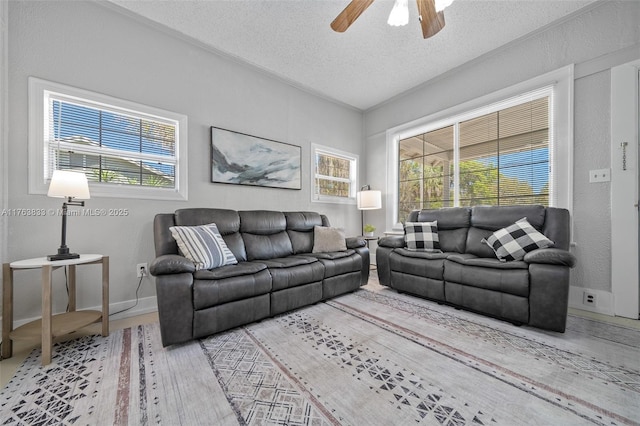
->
[136,263,148,278]
[589,168,610,183]
[583,291,597,306]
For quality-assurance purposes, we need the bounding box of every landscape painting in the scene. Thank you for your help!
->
[210,127,301,190]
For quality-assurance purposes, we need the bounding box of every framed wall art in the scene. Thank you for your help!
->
[210,126,301,190]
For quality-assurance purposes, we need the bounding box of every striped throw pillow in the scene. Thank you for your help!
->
[170,223,237,270]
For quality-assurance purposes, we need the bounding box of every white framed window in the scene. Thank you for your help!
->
[386,65,574,225]
[398,93,551,221]
[311,143,358,204]
[29,77,188,200]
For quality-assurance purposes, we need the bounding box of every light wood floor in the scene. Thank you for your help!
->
[2,289,638,389]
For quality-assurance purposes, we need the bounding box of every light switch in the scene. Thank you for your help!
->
[589,168,611,183]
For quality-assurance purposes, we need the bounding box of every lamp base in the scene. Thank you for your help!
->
[47,252,80,261]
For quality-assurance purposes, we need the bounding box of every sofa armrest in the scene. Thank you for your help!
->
[346,236,366,249]
[524,248,577,268]
[150,254,196,276]
[155,273,195,346]
[378,235,405,249]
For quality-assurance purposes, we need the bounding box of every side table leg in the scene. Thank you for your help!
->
[68,264,76,312]
[42,265,53,366]
[101,256,109,337]
[2,263,13,359]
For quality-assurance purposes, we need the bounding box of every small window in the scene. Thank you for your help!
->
[311,144,358,204]
[29,78,188,200]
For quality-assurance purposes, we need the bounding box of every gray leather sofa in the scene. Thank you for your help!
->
[377,205,576,332]
[151,208,369,346]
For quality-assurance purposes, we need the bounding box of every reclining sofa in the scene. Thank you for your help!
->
[151,208,369,346]
[377,205,576,332]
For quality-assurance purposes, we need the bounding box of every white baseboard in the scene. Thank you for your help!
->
[107,296,158,321]
[1,296,158,333]
[568,286,614,316]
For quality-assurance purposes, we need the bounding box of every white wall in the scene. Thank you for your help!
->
[0,0,7,286]
[6,1,364,322]
[363,1,640,299]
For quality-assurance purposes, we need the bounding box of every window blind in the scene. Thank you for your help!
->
[47,96,178,189]
[458,97,549,206]
[397,93,550,222]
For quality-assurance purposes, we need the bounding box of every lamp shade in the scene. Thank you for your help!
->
[357,190,382,210]
[435,0,455,12]
[387,0,409,26]
[47,170,90,199]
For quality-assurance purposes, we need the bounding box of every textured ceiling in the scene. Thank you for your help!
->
[108,0,599,111]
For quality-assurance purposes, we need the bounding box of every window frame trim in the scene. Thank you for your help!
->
[386,65,574,227]
[28,77,188,201]
[310,143,359,205]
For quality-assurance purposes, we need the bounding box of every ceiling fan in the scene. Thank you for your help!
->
[331,0,453,39]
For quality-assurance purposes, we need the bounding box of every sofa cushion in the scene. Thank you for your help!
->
[240,211,294,260]
[193,268,272,310]
[312,251,361,279]
[310,249,356,260]
[313,226,347,253]
[414,207,471,228]
[482,218,554,261]
[173,208,247,261]
[444,259,529,297]
[465,227,497,258]
[170,223,237,270]
[409,208,471,253]
[392,248,450,260]
[471,205,546,231]
[446,254,528,270]
[259,256,318,269]
[193,261,267,280]
[405,221,442,252]
[285,212,323,254]
[389,250,447,282]
[259,257,325,291]
[242,231,293,260]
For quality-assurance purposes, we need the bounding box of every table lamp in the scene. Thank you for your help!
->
[356,185,382,236]
[47,170,90,261]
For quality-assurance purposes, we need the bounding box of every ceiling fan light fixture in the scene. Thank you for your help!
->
[388,0,409,27]
[434,0,454,12]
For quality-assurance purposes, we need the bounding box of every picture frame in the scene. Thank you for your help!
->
[210,126,301,190]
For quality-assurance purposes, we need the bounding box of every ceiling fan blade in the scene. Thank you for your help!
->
[331,0,376,33]
[416,0,445,39]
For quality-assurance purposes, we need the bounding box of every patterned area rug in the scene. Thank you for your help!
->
[1,288,639,425]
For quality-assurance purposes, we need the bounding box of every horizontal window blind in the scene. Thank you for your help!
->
[459,97,549,206]
[47,96,178,189]
[397,93,550,222]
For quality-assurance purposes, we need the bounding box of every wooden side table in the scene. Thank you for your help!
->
[2,254,109,365]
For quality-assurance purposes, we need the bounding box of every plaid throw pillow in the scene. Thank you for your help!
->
[482,217,554,262]
[404,221,441,252]
[170,223,238,270]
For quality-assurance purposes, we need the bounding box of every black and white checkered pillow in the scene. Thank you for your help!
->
[482,217,554,261]
[404,221,442,252]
